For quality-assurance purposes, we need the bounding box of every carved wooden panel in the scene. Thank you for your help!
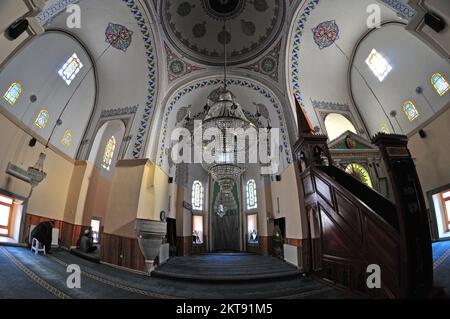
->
[101,233,146,272]
[308,169,402,298]
[335,190,362,238]
[314,175,333,207]
[302,173,314,197]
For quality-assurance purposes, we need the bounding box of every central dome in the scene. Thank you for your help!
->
[161,0,285,66]
[202,0,246,19]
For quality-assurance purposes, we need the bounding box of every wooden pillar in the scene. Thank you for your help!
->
[372,133,433,298]
[292,98,332,273]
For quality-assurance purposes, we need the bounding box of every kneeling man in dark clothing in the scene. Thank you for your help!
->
[30,221,54,253]
[79,229,97,253]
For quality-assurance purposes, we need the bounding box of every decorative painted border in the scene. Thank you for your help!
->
[290,0,320,103]
[311,100,350,112]
[122,0,157,159]
[158,78,293,168]
[379,0,416,19]
[100,105,139,118]
[36,0,80,25]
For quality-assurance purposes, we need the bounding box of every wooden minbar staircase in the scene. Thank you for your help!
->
[293,102,433,299]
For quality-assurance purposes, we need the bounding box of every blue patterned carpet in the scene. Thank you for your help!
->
[0,246,350,299]
[2,242,448,299]
[433,241,450,295]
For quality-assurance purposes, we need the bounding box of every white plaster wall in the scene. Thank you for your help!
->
[351,23,450,136]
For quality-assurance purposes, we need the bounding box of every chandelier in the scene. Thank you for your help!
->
[198,21,256,195]
[200,88,256,194]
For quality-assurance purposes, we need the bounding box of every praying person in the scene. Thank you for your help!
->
[79,229,97,253]
[30,220,54,253]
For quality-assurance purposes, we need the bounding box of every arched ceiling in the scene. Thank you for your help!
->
[351,23,450,136]
[36,0,158,159]
[154,76,293,176]
[287,0,403,137]
[0,31,96,158]
[160,0,286,66]
[20,0,445,168]
[287,0,449,140]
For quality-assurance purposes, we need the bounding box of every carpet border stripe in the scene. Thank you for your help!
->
[48,255,179,299]
[0,247,72,300]
[434,247,450,270]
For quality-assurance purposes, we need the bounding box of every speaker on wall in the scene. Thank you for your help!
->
[419,130,427,139]
[29,138,37,147]
[424,12,446,33]
[7,19,29,40]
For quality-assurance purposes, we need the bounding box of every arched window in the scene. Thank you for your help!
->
[3,82,22,106]
[192,181,204,211]
[431,73,449,96]
[34,109,50,129]
[403,100,419,122]
[345,163,373,188]
[324,113,357,141]
[58,53,83,85]
[365,49,392,82]
[61,129,73,147]
[246,179,258,210]
[102,136,116,171]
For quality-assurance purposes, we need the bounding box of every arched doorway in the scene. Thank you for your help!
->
[210,181,242,252]
[324,113,357,141]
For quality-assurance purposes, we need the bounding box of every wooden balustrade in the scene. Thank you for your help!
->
[301,165,401,298]
[292,97,433,298]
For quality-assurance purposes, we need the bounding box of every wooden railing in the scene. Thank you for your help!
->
[302,165,401,298]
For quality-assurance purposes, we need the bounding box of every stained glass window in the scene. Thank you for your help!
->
[102,136,116,171]
[246,179,258,210]
[365,49,392,82]
[403,100,420,122]
[431,73,449,96]
[345,163,373,188]
[34,109,50,129]
[192,181,204,211]
[3,82,22,106]
[58,53,83,85]
[61,129,73,147]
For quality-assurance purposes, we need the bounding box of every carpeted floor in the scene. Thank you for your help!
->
[0,246,56,299]
[433,241,450,295]
[2,242,448,299]
[152,253,302,281]
[0,246,350,299]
